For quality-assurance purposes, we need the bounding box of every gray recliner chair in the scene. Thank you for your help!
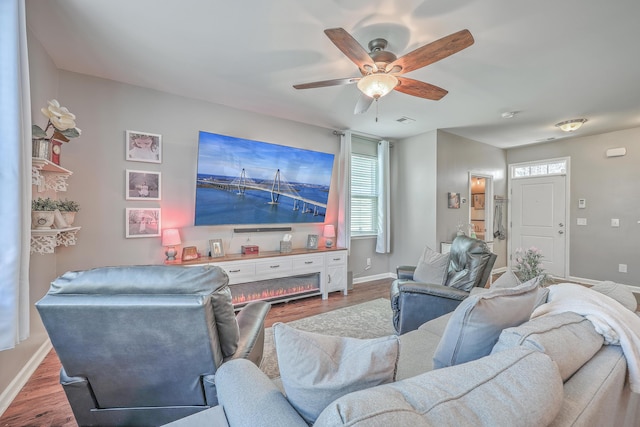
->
[35,265,270,427]
[391,236,497,334]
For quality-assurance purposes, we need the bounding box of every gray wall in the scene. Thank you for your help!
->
[436,131,508,268]
[507,128,640,287]
[55,71,341,274]
[389,131,438,270]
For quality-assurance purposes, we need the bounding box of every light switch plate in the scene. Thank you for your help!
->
[578,199,586,209]
[611,218,620,227]
[577,218,587,226]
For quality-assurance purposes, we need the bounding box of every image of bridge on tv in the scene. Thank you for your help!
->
[198,168,328,215]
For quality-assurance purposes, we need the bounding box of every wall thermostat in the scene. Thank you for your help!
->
[578,198,586,209]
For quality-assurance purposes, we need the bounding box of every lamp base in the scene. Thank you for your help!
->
[325,239,334,248]
[165,246,177,261]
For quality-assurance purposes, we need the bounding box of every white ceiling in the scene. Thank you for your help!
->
[25,0,640,148]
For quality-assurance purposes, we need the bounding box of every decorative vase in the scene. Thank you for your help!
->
[61,211,76,226]
[32,139,51,160]
[31,211,55,230]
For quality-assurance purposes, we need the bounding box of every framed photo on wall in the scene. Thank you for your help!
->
[126,170,161,200]
[126,130,162,163]
[209,238,225,258]
[125,208,161,238]
[448,192,461,209]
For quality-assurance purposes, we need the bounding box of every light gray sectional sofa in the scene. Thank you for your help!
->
[167,279,640,427]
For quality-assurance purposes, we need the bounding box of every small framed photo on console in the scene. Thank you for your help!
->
[209,238,225,258]
[306,234,319,250]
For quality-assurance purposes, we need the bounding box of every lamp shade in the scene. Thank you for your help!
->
[162,228,181,246]
[323,224,336,238]
[357,73,398,99]
[323,224,335,248]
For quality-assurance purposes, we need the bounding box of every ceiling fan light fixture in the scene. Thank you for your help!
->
[555,118,588,132]
[357,73,398,99]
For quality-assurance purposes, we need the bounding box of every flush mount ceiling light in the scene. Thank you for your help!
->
[357,73,399,99]
[555,118,588,132]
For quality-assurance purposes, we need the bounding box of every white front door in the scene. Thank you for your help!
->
[510,175,567,277]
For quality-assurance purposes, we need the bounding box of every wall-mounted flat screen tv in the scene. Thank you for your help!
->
[195,131,335,226]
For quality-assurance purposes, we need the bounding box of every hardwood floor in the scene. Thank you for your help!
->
[0,279,392,427]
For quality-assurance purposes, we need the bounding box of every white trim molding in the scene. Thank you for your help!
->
[0,339,52,417]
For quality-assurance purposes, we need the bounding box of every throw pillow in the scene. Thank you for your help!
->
[490,268,521,289]
[490,271,548,309]
[432,277,541,369]
[273,323,399,424]
[413,246,450,285]
[591,280,638,312]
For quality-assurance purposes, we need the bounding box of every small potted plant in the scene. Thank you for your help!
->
[57,199,80,226]
[513,247,549,284]
[31,197,58,230]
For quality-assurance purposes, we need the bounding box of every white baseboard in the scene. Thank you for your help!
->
[353,272,395,285]
[0,339,52,417]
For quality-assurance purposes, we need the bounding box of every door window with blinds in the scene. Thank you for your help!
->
[350,136,379,237]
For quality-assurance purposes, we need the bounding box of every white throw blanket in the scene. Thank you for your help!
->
[531,283,640,393]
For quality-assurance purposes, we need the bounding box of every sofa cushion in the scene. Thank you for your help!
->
[315,347,563,427]
[492,312,604,381]
[273,323,399,424]
[432,277,540,368]
[413,246,449,285]
[591,280,638,312]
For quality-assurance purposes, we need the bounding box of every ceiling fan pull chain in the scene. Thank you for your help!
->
[375,99,379,122]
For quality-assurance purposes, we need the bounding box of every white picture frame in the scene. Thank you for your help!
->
[306,234,319,250]
[126,130,162,163]
[126,208,161,238]
[209,238,225,257]
[126,169,161,200]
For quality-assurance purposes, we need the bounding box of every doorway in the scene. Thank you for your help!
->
[468,172,493,243]
[509,159,569,278]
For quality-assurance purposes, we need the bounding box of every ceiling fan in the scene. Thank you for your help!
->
[293,28,474,114]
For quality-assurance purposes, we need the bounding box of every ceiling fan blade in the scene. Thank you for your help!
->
[293,77,360,90]
[395,77,448,100]
[324,28,377,73]
[354,94,374,114]
[386,29,474,74]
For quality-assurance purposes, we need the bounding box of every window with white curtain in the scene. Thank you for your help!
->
[350,136,379,237]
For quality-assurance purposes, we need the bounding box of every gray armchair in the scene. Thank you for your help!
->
[391,236,496,334]
[35,265,270,427]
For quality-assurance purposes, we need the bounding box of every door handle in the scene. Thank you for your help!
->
[559,223,564,227]
[558,230,564,234]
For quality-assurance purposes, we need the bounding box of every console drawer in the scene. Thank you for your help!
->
[255,259,292,276]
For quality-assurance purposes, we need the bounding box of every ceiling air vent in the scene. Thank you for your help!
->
[396,116,415,124]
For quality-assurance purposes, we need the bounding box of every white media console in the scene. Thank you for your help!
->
[168,247,348,307]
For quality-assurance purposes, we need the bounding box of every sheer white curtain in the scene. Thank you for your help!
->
[375,140,390,253]
[336,131,351,251]
[0,0,32,350]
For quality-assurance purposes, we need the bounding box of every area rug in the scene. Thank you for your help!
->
[259,298,395,378]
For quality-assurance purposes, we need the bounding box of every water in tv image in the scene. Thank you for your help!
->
[195,131,335,226]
